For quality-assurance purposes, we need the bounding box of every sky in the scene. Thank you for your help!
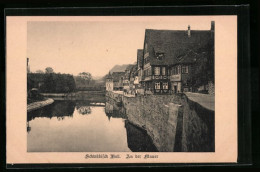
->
[27,17,213,77]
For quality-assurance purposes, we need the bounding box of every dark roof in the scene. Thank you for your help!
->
[125,64,135,71]
[111,72,125,82]
[137,49,143,68]
[144,28,214,65]
[130,65,138,77]
[106,72,113,79]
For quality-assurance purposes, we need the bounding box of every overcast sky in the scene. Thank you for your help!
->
[27,17,213,77]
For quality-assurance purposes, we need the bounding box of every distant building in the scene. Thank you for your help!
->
[140,21,215,94]
[105,72,113,91]
[122,64,135,92]
[112,72,125,91]
[136,49,143,85]
[105,71,125,91]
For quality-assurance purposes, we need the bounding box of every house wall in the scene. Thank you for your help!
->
[106,80,113,91]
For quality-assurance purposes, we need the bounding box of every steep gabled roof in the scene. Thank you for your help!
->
[106,72,113,79]
[125,64,135,71]
[144,28,214,65]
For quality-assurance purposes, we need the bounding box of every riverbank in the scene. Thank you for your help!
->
[27,98,54,112]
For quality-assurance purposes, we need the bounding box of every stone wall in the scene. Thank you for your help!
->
[120,94,215,152]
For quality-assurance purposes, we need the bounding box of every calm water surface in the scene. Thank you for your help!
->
[27,98,157,152]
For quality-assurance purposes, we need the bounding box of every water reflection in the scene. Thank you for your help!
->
[125,121,158,152]
[27,97,156,152]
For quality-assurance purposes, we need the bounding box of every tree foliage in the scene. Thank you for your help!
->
[27,73,76,93]
[190,51,214,88]
[74,72,94,88]
[35,70,44,73]
[45,67,54,74]
[79,72,92,80]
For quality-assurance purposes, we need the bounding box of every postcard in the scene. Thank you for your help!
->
[6,16,237,164]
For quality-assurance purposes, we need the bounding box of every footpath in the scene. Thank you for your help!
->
[27,98,54,112]
[184,92,215,111]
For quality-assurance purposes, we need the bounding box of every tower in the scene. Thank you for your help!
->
[106,72,113,91]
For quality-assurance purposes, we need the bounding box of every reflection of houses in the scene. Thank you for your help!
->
[140,22,215,94]
[105,102,127,119]
[105,102,114,114]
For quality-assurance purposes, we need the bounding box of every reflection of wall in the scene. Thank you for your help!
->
[104,101,127,119]
[105,102,113,114]
[76,106,92,115]
[125,120,158,152]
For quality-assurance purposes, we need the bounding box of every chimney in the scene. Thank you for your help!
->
[187,25,191,37]
[211,21,215,31]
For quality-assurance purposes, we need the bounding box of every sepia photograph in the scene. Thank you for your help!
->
[26,19,215,152]
[6,16,237,164]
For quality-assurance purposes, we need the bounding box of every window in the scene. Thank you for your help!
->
[171,66,179,75]
[154,67,160,75]
[162,67,166,75]
[155,82,160,89]
[182,65,189,73]
[163,82,168,89]
[156,53,164,60]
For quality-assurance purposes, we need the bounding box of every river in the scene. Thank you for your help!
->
[27,96,158,152]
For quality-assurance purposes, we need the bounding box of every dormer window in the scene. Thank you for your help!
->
[156,53,164,60]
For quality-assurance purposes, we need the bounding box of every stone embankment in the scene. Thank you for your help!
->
[27,98,54,112]
[107,91,215,152]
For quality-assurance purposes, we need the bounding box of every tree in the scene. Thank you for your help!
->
[78,72,92,85]
[79,72,92,80]
[45,67,54,74]
[35,70,44,73]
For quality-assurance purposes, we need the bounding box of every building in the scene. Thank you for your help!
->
[136,49,143,83]
[122,64,135,92]
[112,72,125,91]
[140,21,215,94]
[105,71,125,91]
[105,72,113,91]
